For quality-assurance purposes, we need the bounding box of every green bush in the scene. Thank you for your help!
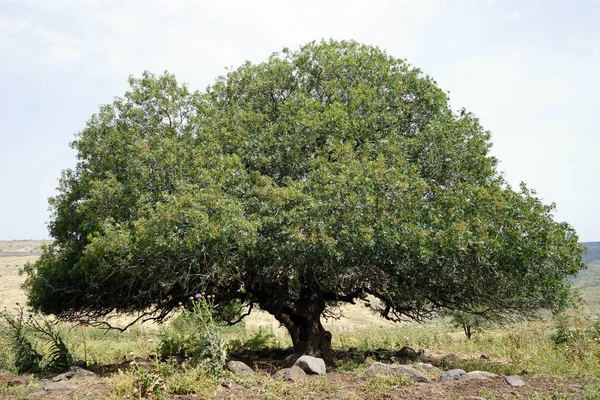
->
[0,304,73,373]
[157,294,226,377]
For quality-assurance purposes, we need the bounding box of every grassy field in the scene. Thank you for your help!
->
[2,240,600,399]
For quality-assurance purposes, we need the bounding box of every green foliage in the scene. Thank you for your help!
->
[0,304,73,373]
[441,310,492,339]
[227,326,276,352]
[157,295,226,377]
[25,40,586,358]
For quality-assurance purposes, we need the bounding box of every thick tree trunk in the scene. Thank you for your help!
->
[262,291,335,366]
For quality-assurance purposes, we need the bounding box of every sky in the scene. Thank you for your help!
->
[0,0,598,241]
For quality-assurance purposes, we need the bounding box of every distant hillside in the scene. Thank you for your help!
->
[572,242,600,307]
[582,241,600,264]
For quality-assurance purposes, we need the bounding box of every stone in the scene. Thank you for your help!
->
[364,356,375,366]
[294,355,326,375]
[465,397,487,400]
[417,362,436,370]
[227,360,254,376]
[8,375,32,386]
[27,391,47,399]
[394,346,419,361]
[441,353,461,363]
[505,375,525,387]
[465,371,498,380]
[44,381,78,391]
[419,348,435,361]
[362,362,432,383]
[440,369,466,381]
[0,371,14,383]
[480,353,491,360]
[273,366,306,382]
[568,384,583,391]
[52,366,98,382]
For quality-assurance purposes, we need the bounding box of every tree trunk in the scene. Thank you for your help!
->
[264,291,335,366]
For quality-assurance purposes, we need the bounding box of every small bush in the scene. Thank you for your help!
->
[0,304,73,373]
[157,294,226,377]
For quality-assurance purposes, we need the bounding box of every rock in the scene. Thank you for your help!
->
[505,375,525,387]
[362,362,432,383]
[419,348,435,361]
[8,375,32,386]
[465,397,487,400]
[394,346,419,361]
[73,360,87,368]
[465,371,498,380]
[440,369,466,381]
[364,356,375,366]
[417,362,436,370]
[52,366,98,382]
[44,381,78,391]
[227,360,254,376]
[480,354,491,360]
[27,391,47,399]
[273,366,306,382]
[441,353,461,363]
[294,355,326,375]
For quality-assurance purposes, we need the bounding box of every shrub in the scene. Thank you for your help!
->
[0,304,73,373]
[157,294,226,377]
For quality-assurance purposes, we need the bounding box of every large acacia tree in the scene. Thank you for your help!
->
[25,40,584,364]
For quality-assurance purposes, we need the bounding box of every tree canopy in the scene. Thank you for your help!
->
[25,40,585,364]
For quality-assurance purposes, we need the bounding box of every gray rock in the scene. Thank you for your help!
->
[465,371,498,380]
[505,375,525,387]
[27,391,47,399]
[440,369,466,381]
[273,366,306,382]
[8,375,32,386]
[44,381,78,391]
[441,353,461,363]
[294,355,326,375]
[227,360,254,376]
[419,348,435,361]
[568,384,583,391]
[417,362,436,370]
[362,362,432,383]
[480,353,491,360]
[52,366,98,382]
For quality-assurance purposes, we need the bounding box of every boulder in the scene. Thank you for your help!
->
[273,366,306,382]
[362,362,432,383]
[465,371,498,380]
[419,348,435,362]
[505,375,525,387]
[294,355,326,375]
[52,366,98,382]
[227,360,254,376]
[440,369,466,381]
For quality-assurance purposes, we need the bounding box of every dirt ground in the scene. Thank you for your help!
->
[6,373,587,400]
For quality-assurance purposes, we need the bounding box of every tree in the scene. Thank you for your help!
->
[25,40,585,365]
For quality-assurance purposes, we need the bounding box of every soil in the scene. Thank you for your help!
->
[9,373,587,399]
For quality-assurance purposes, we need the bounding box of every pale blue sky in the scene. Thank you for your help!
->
[0,0,598,241]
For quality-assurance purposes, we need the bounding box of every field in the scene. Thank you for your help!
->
[1,240,600,399]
